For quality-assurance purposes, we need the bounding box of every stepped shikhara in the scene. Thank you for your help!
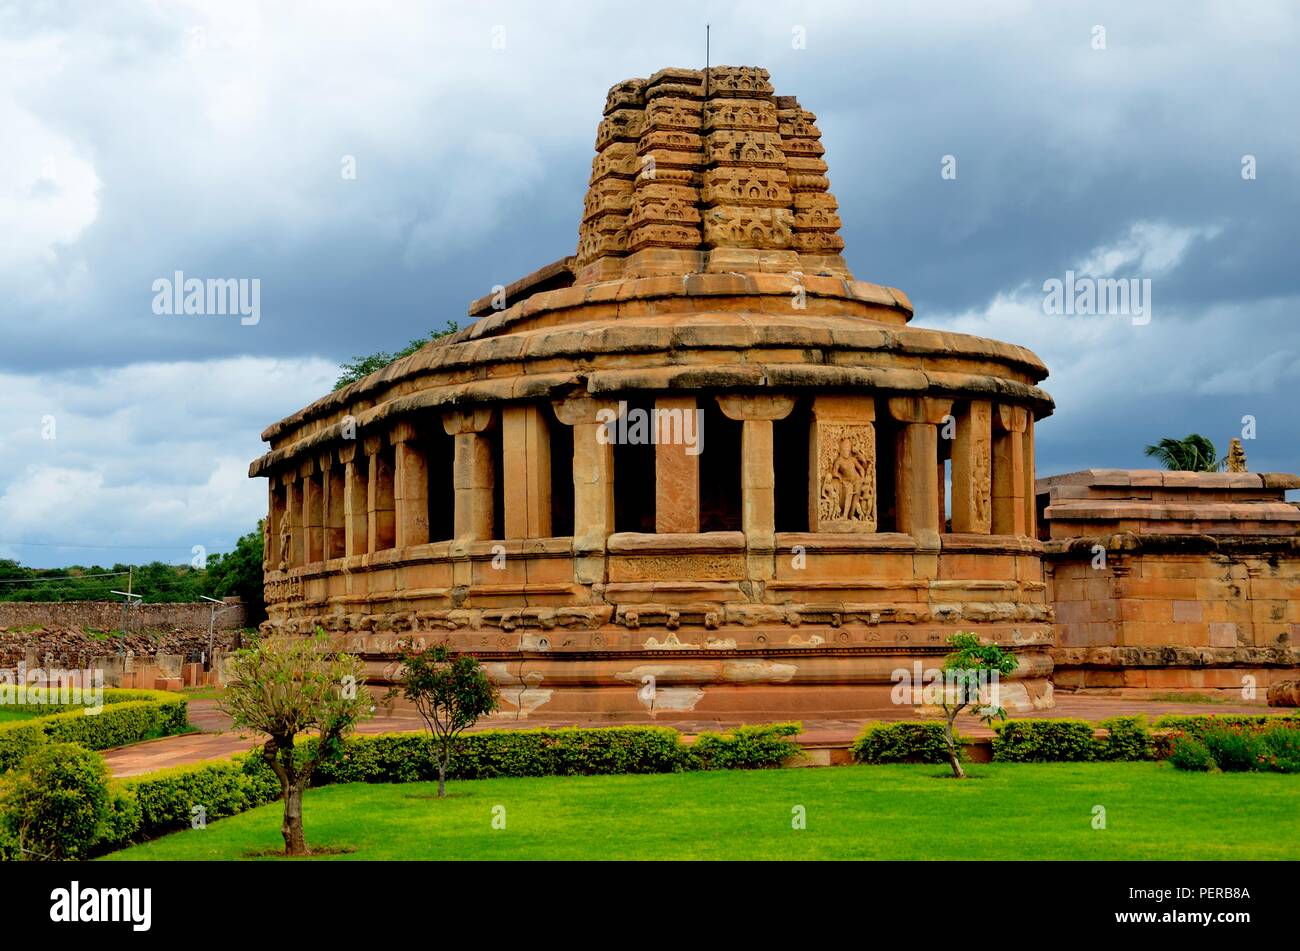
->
[248,66,1300,719]
[575,67,847,282]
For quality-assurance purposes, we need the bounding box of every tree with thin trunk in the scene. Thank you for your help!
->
[938,632,1019,779]
[219,631,371,855]
[1143,434,1223,472]
[397,641,499,797]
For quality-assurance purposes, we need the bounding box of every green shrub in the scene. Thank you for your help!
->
[313,727,692,783]
[1099,716,1154,761]
[100,787,143,850]
[0,692,187,772]
[126,755,282,838]
[316,732,430,784]
[992,719,1100,762]
[1166,723,1300,774]
[0,687,185,716]
[1152,715,1299,759]
[851,721,956,764]
[1202,726,1261,772]
[689,723,801,770]
[0,818,18,862]
[1168,735,1215,772]
[42,698,187,749]
[0,743,112,860]
[1153,713,1300,740]
[546,726,693,774]
[311,724,799,785]
[0,722,47,773]
[1257,726,1300,773]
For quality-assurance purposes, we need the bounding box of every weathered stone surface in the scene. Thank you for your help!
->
[248,64,1075,719]
[1268,680,1300,706]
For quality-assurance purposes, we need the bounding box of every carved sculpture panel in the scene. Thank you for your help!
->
[643,97,703,132]
[972,434,992,529]
[703,98,778,132]
[702,205,793,249]
[814,423,876,531]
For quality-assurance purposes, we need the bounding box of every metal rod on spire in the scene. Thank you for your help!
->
[705,23,711,97]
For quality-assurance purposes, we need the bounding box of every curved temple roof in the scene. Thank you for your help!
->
[254,65,1054,461]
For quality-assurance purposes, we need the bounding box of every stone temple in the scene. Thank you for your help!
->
[250,66,1300,718]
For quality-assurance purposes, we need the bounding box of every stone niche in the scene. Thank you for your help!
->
[248,65,1058,720]
[1040,469,1300,696]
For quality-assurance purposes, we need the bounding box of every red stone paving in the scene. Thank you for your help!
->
[100,693,1284,778]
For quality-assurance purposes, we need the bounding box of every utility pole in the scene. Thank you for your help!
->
[200,595,225,672]
[110,569,142,657]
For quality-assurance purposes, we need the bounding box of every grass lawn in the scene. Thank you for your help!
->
[0,708,45,723]
[104,762,1300,860]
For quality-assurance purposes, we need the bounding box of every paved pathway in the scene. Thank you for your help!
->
[102,694,1280,778]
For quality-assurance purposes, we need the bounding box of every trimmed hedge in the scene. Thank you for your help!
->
[851,721,959,764]
[313,722,802,784]
[121,755,280,842]
[1098,716,1155,761]
[0,687,184,716]
[1153,713,1299,737]
[992,719,1099,762]
[691,723,802,770]
[0,691,188,772]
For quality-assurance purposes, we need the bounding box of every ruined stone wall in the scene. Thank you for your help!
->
[1041,469,1300,694]
[0,599,246,633]
[1050,548,1300,691]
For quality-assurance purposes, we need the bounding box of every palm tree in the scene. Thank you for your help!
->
[1143,434,1224,472]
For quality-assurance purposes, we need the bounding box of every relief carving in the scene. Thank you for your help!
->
[972,437,992,528]
[278,509,292,570]
[817,424,876,528]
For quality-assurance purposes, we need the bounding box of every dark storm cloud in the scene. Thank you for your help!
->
[1,0,1297,564]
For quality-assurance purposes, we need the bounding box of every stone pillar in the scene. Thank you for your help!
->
[502,405,552,539]
[717,394,795,579]
[887,396,954,548]
[443,408,496,541]
[275,472,297,569]
[283,471,302,568]
[339,444,368,557]
[263,481,275,571]
[321,452,345,560]
[809,394,877,532]
[364,434,396,552]
[655,395,700,533]
[992,404,1029,537]
[301,458,324,564]
[1023,413,1037,538]
[553,396,616,584]
[391,421,430,548]
[951,399,993,534]
[937,459,947,531]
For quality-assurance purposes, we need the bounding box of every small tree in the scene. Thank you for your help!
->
[938,632,1019,779]
[397,642,499,797]
[334,322,460,390]
[219,631,372,855]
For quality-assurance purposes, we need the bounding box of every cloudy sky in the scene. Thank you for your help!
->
[2,0,1297,567]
